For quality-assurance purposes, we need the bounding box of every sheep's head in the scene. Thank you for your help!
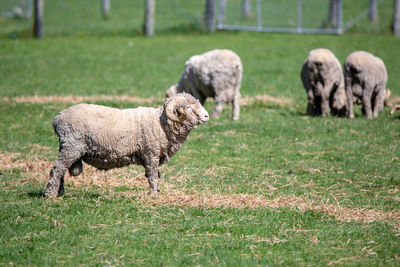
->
[164,93,209,126]
[166,84,178,98]
[390,104,400,115]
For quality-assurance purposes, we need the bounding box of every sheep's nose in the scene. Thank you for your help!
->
[200,112,209,124]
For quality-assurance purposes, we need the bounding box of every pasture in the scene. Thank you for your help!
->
[1,2,400,265]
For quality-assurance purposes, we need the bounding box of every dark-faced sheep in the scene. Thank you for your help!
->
[300,48,347,117]
[45,93,209,197]
[344,51,388,119]
[166,49,243,120]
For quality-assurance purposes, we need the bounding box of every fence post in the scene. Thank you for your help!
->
[144,0,155,36]
[33,0,43,38]
[329,0,339,28]
[297,0,302,33]
[101,0,110,19]
[369,0,377,22]
[218,0,227,27]
[205,0,216,33]
[394,0,400,36]
[242,0,251,19]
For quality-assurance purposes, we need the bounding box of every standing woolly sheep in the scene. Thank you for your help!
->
[45,93,209,197]
[166,49,243,120]
[344,51,388,119]
[300,48,347,117]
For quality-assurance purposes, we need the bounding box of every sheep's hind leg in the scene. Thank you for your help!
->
[212,101,225,119]
[45,150,81,197]
[306,89,315,115]
[372,87,386,118]
[362,89,373,119]
[45,160,67,197]
[232,94,240,120]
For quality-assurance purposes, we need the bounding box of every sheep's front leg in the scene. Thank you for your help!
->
[319,82,331,117]
[145,159,161,196]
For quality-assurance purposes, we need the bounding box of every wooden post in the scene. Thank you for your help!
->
[34,0,43,38]
[204,0,216,33]
[394,0,400,36]
[329,0,339,28]
[101,0,110,19]
[242,0,251,19]
[144,0,155,36]
[369,0,377,22]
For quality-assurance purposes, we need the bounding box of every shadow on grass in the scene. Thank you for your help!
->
[26,189,102,199]
[27,189,45,198]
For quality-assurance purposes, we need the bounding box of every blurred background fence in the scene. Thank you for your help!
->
[0,0,397,38]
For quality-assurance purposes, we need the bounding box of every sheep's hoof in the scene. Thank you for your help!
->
[148,189,160,198]
[44,191,58,198]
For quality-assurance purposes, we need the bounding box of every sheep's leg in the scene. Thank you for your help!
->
[320,82,333,117]
[45,160,68,197]
[144,159,161,196]
[362,87,373,119]
[373,86,385,118]
[45,149,81,197]
[306,88,315,115]
[212,101,225,119]
[345,77,354,119]
[232,94,240,120]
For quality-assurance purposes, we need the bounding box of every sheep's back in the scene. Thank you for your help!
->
[306,48,343,83]
[345,51,387,85]
[186,49,242,100]
[53,104,162,169]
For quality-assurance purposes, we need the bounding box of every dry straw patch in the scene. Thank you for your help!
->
[240,94,293,107]
[0,94,293,107]
[0,95,160,105]
[1,151,399,227]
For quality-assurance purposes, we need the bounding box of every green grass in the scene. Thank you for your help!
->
[1,2,400,266]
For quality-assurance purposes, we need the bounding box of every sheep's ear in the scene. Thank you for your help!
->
[175,106,186,120]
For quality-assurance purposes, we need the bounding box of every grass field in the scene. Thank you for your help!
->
[1,1,400,266]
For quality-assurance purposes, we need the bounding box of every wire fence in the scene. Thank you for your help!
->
[0,0,396,39]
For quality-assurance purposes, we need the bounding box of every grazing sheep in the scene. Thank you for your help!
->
[166,49,243,120]
[300,48,347,117]
[390,104,400,115]
[344,51,388,119]
[45,93,209,197]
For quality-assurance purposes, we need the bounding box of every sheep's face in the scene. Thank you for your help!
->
[165,93,209,126]
[184,100,209,126]
[166,85,178,98]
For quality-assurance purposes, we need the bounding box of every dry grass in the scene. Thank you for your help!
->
[0,94,293,107]
[240,94,293,107]
[0,95,160,105]
[1,150,399,227]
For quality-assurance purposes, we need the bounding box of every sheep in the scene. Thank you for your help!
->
[300,48,347,117]
[390,104,400,115]
[45,93,209,197]
[344,51,388,119]
[166,49,243,120]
